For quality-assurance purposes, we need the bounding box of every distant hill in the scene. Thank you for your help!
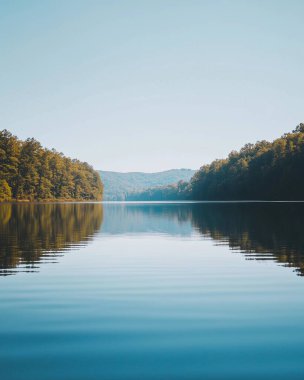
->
[126,123,304,201]
[99,169,196,201]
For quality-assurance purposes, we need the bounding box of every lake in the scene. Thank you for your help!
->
[1,202,304,380]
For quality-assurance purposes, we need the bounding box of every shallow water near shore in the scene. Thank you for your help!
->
[1,202,304,380]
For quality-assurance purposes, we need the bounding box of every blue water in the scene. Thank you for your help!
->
[0,202,304,379]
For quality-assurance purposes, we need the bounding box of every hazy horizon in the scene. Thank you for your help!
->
[99,168,197,174]
[1,1,303,171]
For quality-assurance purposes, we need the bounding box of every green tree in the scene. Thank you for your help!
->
[0,130,20,195]
[0,180,12,201]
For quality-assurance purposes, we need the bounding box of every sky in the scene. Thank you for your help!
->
[0,0,303,172]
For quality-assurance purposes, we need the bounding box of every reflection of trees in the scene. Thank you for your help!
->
[101,203,193,235]
[1,202,304,276]
[0,203,103,274]
[190,203,304,276]
[102,203,304,276]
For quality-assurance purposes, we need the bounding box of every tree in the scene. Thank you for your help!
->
[0,130,20,196]
[0,180,12,201]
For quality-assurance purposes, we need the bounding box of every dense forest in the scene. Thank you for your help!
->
[190,123,304,200]
[128,124,304,201]
[0,129,103,201]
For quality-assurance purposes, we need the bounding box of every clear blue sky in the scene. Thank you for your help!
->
[0,0,303,172]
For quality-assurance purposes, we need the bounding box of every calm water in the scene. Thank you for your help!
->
[1,202,304,379]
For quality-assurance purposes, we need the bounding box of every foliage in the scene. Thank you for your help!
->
[0,129,103,201]
[129,124,304,201]
[190,123,304,200]
[0,180,12,201]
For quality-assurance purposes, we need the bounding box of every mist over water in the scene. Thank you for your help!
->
[1,202,304,379]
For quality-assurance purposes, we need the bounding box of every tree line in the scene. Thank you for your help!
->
[127,123,304,201]
[126,181,188,201]
[0,129,103,201]
[190,123,304,200]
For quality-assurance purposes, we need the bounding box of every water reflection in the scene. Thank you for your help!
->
[190,202,304,275]
[101,203,193,236]
[0,203,103,275]
[101,202,304,276]
[1,202,304,276]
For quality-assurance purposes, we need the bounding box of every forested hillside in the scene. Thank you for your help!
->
[190,123,304,200]
[126,181,188,201]
[0,130,103,201]
[99,169,195,200]
[129,124,304,201]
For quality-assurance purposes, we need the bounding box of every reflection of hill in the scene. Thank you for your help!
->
[190,203,304,275]
[102,202,304,276]
[101,203,193,236]
[2,202,304,276]
[0,203,103,275]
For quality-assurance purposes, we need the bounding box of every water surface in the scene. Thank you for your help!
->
[1,202,304,379]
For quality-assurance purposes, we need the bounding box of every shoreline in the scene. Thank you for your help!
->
[2,200,304,204]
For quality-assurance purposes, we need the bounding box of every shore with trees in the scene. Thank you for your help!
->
[0,130,103,202]
[127,123,304,201]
